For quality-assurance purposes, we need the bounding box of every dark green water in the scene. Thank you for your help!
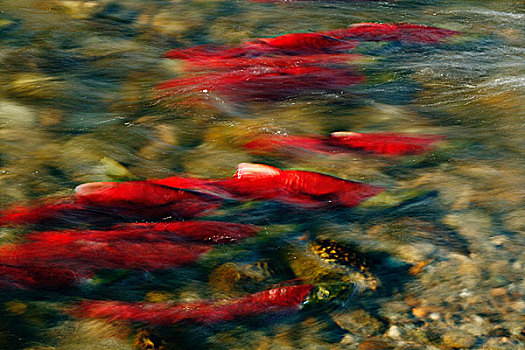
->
[0,1,524,349]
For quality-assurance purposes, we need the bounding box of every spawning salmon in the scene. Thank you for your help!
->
[73,284,315,324]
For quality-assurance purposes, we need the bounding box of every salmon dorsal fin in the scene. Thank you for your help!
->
[74,182,115,197]
[350,22,376,26]
[330,131,362,138]
[349,22,390,28]
[233,163,281,179]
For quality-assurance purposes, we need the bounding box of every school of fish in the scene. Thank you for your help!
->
[0,21,459,330]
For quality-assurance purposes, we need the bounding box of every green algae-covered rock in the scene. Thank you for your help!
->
[359,188,428,209]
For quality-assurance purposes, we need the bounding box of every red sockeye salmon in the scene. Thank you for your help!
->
[164,34,356,61]
[0,200,85,226]
[181,53,361,72]
[0,263,93,289]
[243,135,338,155]
[322,22,460,43]
[243,132,446,156]
[1,160,385,226]
[0,181,222,226]
[73,284,314,324]
[209,163,385,208]
[329,132,446,155]
[0,240,212,271]
[164,23,459,63]
[74,181,222,218]
[28,221,260,245]
[157,66,364,101]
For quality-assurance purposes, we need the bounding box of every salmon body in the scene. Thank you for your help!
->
[164,23,459,65]
[323,23,460,43]
[243,132,445,156]
[116,221,260,244]
[211,163,385,208]
[157,66,364,101]
[0,181,222,227]
[0,239,212,271]
[243,135,338,155]
[182,53,361,72]
[27,221,259,245]
[74,181,222,219]
[0,220,237,289]
[74,284,314,324]
[254,32,357,52]
[164,33,356,62]
[0,264,93,289]
[329,132,446,155]
[0,200,86,226]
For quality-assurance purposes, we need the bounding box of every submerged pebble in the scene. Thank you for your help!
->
[442,330,477,349]
[0,99,37,128]
[333,309,383,337]
[53,0,103,19]
[4,73,66,100]
[48,320,133,350]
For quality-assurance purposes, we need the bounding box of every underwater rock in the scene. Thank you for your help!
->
[333,309,383,337]
[0,17,17,33]
[0,100,37,128]
[339,103,443,134]
[144,291,173,304]
[0,128,69,202]
[209,263,244,297]
[443,210,494,240]
[357,338,394,350]
[133,329,166,350]
[441,330,476,349]
[37,107,67,127]
[150,9,204,37]
[366,217,469,259]
[136,123,179,162]
[207,18,257,45]
[409,171,473,210]
[502,209,525,233]
[53,0,103,19]
[182,145,253,178]
[203,113,328,153]
[49,319,133,350]
[58,135,139,182]
[208,259,277,298]
[90,3,140,36]
[396,243,436,264]
[455,163,525,212]
[481,337,522,350]
[5,73,66,101]
[385,325,402,340]
[99,157,136,181]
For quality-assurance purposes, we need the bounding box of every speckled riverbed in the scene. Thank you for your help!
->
[0,1,524,349]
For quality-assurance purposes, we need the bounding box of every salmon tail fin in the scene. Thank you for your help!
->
[0,199,82,226]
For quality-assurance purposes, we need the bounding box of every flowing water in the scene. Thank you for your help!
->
[0,0,524,349]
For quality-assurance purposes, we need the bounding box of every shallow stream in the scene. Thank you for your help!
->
[0,1,524,349]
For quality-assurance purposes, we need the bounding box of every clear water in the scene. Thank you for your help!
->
[0,1,523,349]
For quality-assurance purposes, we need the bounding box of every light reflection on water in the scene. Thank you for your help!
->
[0,0,524,349]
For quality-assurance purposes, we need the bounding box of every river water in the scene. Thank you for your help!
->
[0,1,524,349]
